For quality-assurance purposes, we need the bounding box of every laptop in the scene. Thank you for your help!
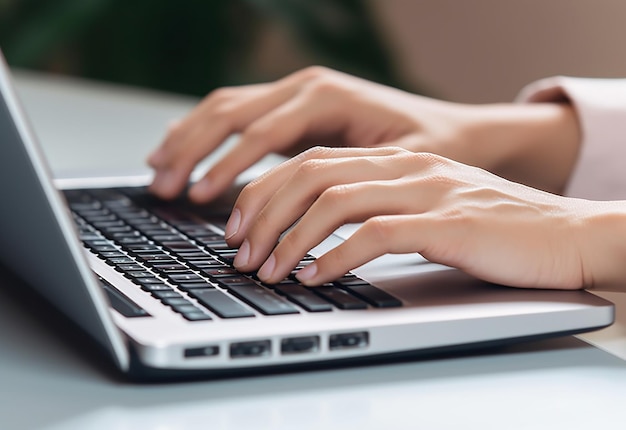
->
[0,50,615,380]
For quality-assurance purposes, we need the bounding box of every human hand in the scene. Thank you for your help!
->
[224,146,626,291]
[148,66,580,203]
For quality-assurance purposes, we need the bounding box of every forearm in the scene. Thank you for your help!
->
[465,102,581,195]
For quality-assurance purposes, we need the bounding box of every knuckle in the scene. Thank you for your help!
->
[411,151,447,166]
[326,244,350,269]
[362,216,396,248]
[161,130,181,152]
[251,209,272,235]
[318,184,351,207]
[241,121,275,145]
[206,86,236,103]
[209,101,237,122]
[280,228,303,253]
[295,65,333,82]
[292,158,328,181]
[390,146,411,156]
[237,179,261,203]
[306,77,344,98]
[297,146,335,162]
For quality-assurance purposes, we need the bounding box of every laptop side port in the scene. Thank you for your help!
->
[230,340,271,358]
[281,336,320,355]
[329,331,369,350]
[184,345,220,358]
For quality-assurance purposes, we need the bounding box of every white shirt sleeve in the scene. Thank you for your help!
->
[517,76,626,200]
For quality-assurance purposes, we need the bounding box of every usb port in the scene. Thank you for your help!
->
[329,332,369,350]
[184,345,219,358]
[281,336,320,355]
[230,340,271,358]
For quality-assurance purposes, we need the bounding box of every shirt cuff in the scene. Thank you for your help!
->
[517,76,626,200]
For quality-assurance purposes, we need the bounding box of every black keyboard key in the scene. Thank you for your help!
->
[110,232,141,240]
[178,282,216,291]
[124,271,155,279]
[151,290,182,299]
[176,252,213,260]
[227,285,299,315]
[135,253,174,262]
[189,289,255,318]
[92,220,125,229]
[134,277,167,286]
[195,236,227,246]
[162,297,194,306]
[78,208,111,217]
[313,287,367,310]
[144,259,179,267]
[117,236,150,245]
[140,283,172,292]
[216,276,257,288]
[166,273,206,284]
[203,241,234,251]
[152,234,187,242]
[338,283,402,308]
[105,256,135,265]
[274,284,333,312]
[151,263,188,272]
[171,304,202,314]
[188,260,223,270]
[83,239,113,248]
[115,264,146,272]
[181,311,212,321]
[125,244,161,254]
[142,228,178,238]
[161,241,201,253]
[86,214,118,223]
[92,245,119,253]
[103,226,134,234]
[202,267,239,278]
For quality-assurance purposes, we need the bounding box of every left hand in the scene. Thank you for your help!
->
[223,146,608,290]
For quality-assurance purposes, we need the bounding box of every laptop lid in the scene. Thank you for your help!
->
[0,50,129,370]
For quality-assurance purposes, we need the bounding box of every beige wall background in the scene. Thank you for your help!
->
[372,0,626,103]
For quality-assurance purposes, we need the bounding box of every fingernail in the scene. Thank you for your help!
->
[189,179,213,201]
[296,262,318,283]
[256,254,276,281]
[233,240,250,268]
[224,208,241,240]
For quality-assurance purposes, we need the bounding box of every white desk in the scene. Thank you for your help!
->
[2,71,626,430]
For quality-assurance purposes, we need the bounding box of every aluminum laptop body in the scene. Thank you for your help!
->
[0,51,615,380]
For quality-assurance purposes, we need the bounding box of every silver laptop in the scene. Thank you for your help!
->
[0,50,615,380]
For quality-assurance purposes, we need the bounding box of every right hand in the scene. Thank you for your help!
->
[225,146,626,291]
[147,66,581,203]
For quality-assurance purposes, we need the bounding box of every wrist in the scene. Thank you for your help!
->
[577,201,626,291]
[466,102,581,194]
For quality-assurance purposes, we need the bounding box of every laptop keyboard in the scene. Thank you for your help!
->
[64,188,402,322]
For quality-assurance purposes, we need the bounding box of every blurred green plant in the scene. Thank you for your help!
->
[0,0,410,96]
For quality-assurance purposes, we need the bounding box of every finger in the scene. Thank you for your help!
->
[186,84,354,203]
[147,85,283,199]
[148,67,338,199]
[226,147,404,246]
[254,180,419,283]
[296,214,438,285]
[233,161,408,275]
